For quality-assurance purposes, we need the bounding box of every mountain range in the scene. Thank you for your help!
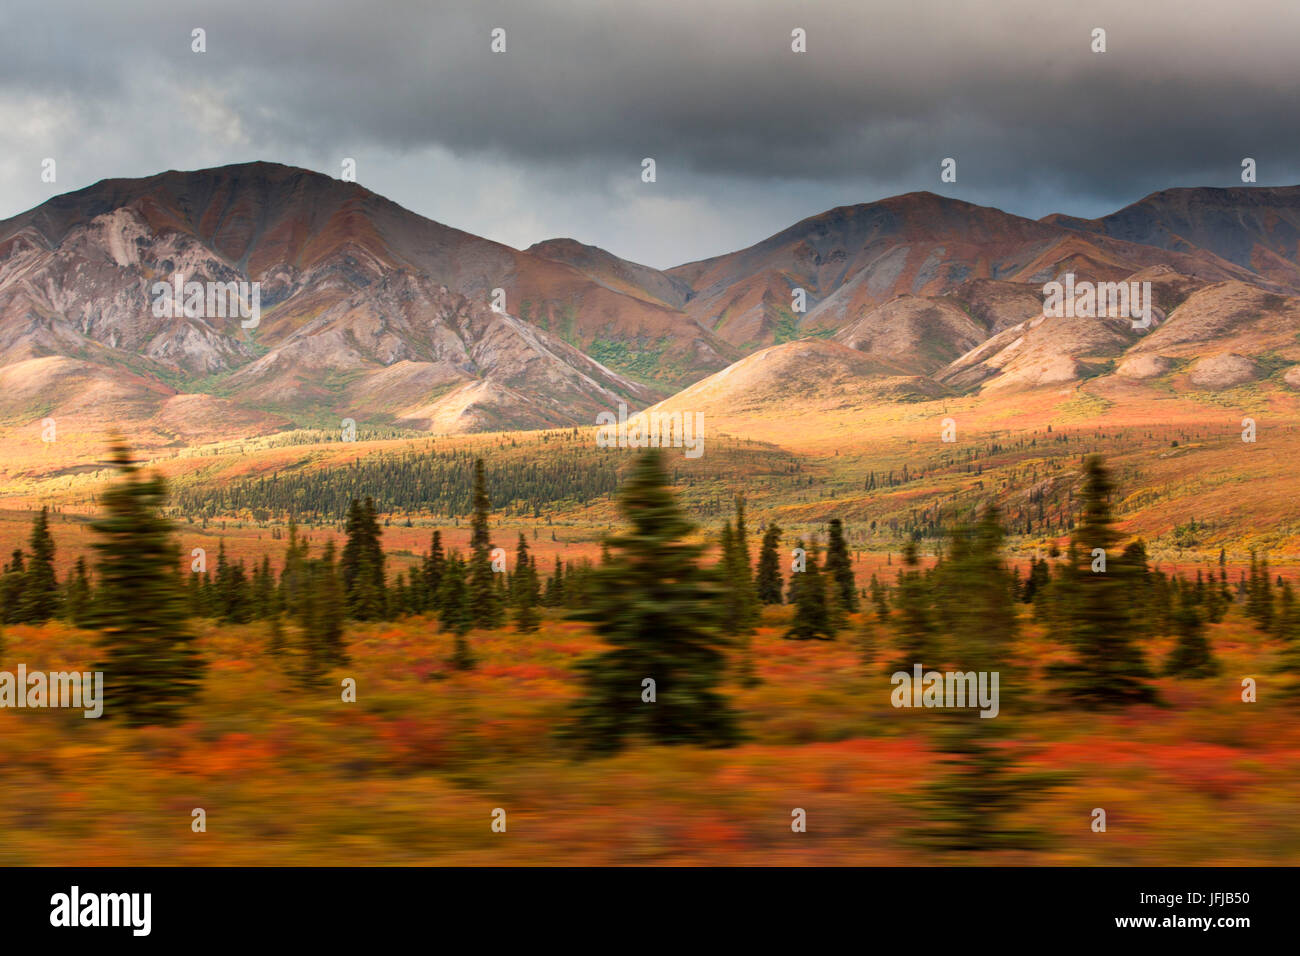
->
[3,161,1299,448]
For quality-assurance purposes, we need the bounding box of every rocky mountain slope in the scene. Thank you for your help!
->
[4,164,1300,451]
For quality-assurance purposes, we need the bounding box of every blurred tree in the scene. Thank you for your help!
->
[785,538,834,640]
[1165,586,1218,677]
[565,449,737,754]
[422,529,445,614]
[720,499,760,685]
[890,539,938,672]
[63,556,94,628]
[17,506,60,623]
[1047,455,1155,706]
[341,498,386,621]
[438,552,474,669]
[468,459,504,628]
[755,523,783,604]
[910,709,1061,855]
[511,533,541,633]
[869,571,890,621]
[0,550,24,625]
[92,439,204,726]
[277,517,308,620]
[543,556,564,607]
[824,518,858,614]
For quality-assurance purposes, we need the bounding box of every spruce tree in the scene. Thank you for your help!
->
[1256,554,1275,633]
[1116,539,1153,635]
[438,552,474,669]
[0,549,25,625]
[278,517,308,620]
[424,530,445,613]
[1274,581,1300,691]
[755,523,783,604]
[911,708,1060,855]
[890,539,939,672]
[1165,586,1219,678]
[91,440,204,725]
[468,459,504,628]
[785,539,834,640]
[731,498,759,633]
[933,507,1019,680]
[341,498,386,620]
[295,540,348,684]
[824,518,858,613]
[720,502,759,684]
[565,450,738,754]
[317,540,347,665]
[1047,455,1155,706]
[215,542,252,623]
[869,571,889,621]
[18,506,60,623]
[64,556,94,627]
[544,556,565,607]
[252,555,275,620]
[911,507,1059,853]
[511,533,541,633]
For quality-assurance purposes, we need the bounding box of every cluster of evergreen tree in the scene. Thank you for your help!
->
[170,445,621,520]
[0,507,95,628]
[8,437,1296,754]
[748,517,860,642]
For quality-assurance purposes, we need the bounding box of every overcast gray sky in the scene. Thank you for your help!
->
[2,0,1298,269]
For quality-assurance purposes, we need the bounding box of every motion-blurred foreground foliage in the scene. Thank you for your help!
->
[1,448,1298,865]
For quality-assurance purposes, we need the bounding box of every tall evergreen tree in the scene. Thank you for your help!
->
[912,506,1059,854]
[252,554,276,619]
[910,708,1060,855]
[419,529,444,613]
[933,506,1019,680]
[278,517,308,620]
[214,541,252,624]
[468,459,504,628]
[824,518,858,614]
[511,533,541,633]
[1274,581,1300,692]
[18,506,60,623]
[785,539,834,640]
[341,497,386,620]
[720,503,760,684]
[1047,455,1155,706]
[755,523,784,604]
[890,539,939,672]
[317,540,347,666]
[0,549,24,625]
[565,450,738,754]
[91,440,204,725]
[544,555,565,607]
[869,571,890,621]
[64,556,94,628]
[1165,585,1219,678]
[294,539,348,685]
[438,552,474,669]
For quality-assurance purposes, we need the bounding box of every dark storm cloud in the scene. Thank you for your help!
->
[2,0,1298,267]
